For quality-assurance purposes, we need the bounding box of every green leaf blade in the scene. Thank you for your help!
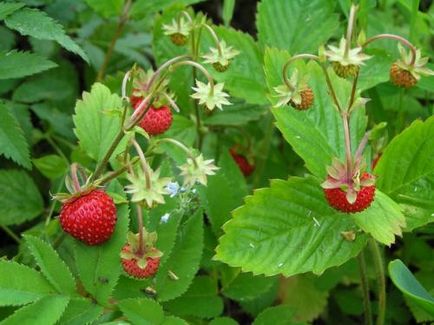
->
[118,298,164,325]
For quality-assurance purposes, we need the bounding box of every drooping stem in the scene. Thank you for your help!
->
[202,23,222,56]
[70,163,82,192]
[192,67,203,149]
[358,250,373,325]
[1,225,21,244]
[136,205,144,256]
[97,156,140,186]
[96,0,132,81]
[342,112,353,180]
[132,139,152,190]
[171,60,215,91]
[145,55,191,92]
[282,54,320,90]
[157,138,199,167]
[344,4,358,58]
[369,239,386,325]
[362,34,417,65]
[349,71,360,109]
[320,64,342,111]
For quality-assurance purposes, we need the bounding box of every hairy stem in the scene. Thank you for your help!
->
[358,250,373,325]
[344,5,358,58]
[132,139,152,190]
[1,225,21,244]
[136,205,144,255]
[320,65,342,111]
[192,67,203,149]
[342,112,353,180]
[282,54,319,90]
[97,156,140,185]
[369,239,386,325]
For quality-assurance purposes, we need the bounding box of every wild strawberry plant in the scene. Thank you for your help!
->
[0,0,434,324]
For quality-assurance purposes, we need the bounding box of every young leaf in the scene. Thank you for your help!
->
[156,209,204,302]
[0,103,30,168]
[0,50,57,79]
[1,295,69,325]
[57,297,103,325]
[118,298,165,325]
[222,0,235,26]
[5,8,89,62]
[352,191,406,246]
[74,203,129,305]
[253,305,300,325]
[0,170,43,226]
[33,154,68,179]
[0,2,24,20]
[222,272,278,302]
[215,177,368,277]
[163,276,224,319]
[389,259,434,317]
[257,0,339,53]
[0,260,54,306]
[73,83,126,163]
[24,235,76,295]
[83,0,123,18]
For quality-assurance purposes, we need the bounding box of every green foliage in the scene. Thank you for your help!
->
[24,235,76,295]
[4,8,88,62]
[0,260,55,306]
[73,83,126,163]
[0,170,43,225]
[118,298,165,324]
[0,103,30,168]
[74,203,129,305]
[0,2,25,20]
[84,0,123,18]
[216,177,368,277]
[0,51,57,80]
[57,297,103,325]
[33,154,68,179]
[253,305,301,325]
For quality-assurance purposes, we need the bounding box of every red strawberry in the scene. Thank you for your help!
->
[323,173,375,213]
[133,100,173,135]
[121,244,160,279]
[59,190,116,245]
[230,148,255,176]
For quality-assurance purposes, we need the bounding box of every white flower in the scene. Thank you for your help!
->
[179,154,219,187]
[165,181,180,197]
[202,40,239,68]
[191,80,231,111]
[125,167,171,207]
[162,17,191,37]
[325,38,371,66]
[160,213,171,224]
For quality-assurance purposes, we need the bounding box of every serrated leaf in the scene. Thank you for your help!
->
[73,83,126,163]
[0,2,24,20]
[257,0,339,53]
[199,150,247,235]
[57,297,103,325]
[163,276,224,319]
[74,203,129,305]
[162,316,188,325]
[155,210,183,268]
[5,8,88,62]
[24,235,76,295]
[0,103,30,168]
[1,295,69,325]
[0,170,43,226]
[156,210,204,302]
[352,191,406,246]
[33,154,68,179]
[84,0,123,18]
[0,260,54,306]
[215,177,368,277]
[253,305,301,325]
[131,0,203,18]
[222,272,277,302]
[203,101,267,126]
[118,298,164,325]
[389,259,434,317]
[0,50,57,80]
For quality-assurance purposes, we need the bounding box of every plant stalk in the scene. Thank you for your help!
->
[136,205,144,256]
[1,225,21,244]
[369,239,386,325]
[358,250,373,325]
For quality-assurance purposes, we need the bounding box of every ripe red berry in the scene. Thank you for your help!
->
[323,173,375,213]
[121,245,160,279]
[59,190,117,245]
[229,148,255,177]
[133,100,173,135]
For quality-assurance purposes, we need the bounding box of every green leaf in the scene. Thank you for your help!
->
[84,0,123,18]
[209,317,238,325]
[57,297,103,325]
[0,260,54,306]
[5,8,88,62]
[74,203,129,305]
[215,177,368,277]
[0,2,24,20]
[199,150,247,235]
[33,154,68,179]
[1,295,69,325]
[156,210,204,302]
[222,272,277,302]
[0,170,43,226]
[162,316,189,325]
[0,51,56,80]
[131,0,203,18]
[222,0,235,26]
[0,103,31,168]
[253,305,301,325]
[73,83,126,163]
[389,259,434,317]
[163,276,224,319]
[118,298,164,325]
[155,211,183,270]
[257,0,339,53]
[203,101,267,126]
[24,235,76,295]
[352,191,406,246]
